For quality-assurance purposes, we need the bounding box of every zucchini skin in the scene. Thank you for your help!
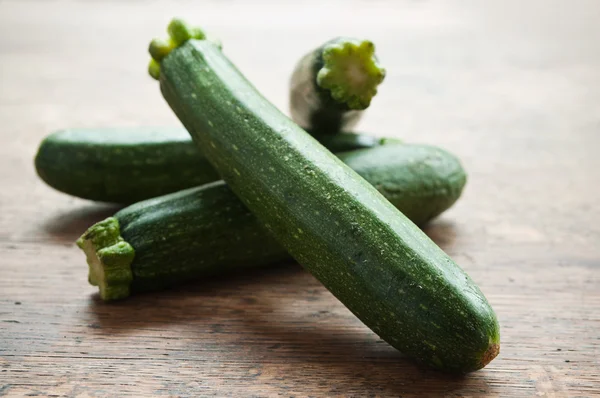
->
[159,40,498,373]
[289,38,385,133]
[118,181,285,293]
[339,144,467,226]
[35,128,392,204]
[79,143,466,298]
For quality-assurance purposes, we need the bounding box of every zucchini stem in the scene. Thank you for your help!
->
[148,18,218,80]
[290,37,385,133]
[168,18,205,46]
[318,39,386,110]
[76,217,135,301]
[149,37,176,62]
[148,59,161,80]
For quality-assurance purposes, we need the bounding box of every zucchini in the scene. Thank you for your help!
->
[289,37,385,133]
[77,143,467,301]
[156,36,499,373]
[35,128,394,204]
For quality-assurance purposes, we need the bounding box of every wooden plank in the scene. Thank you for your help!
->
[0,0,598,396]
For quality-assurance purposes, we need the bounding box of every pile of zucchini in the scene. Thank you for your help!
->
[35,18,499,373]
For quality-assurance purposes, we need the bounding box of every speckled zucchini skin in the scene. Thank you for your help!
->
[93,143,466,295]
[116,181,286,293]
[159,40,499,373]
[340,144,467,226]
[34,127,390,204]
[34,127,214,204]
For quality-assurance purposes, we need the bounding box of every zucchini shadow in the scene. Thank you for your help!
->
[86,244,493,395]
[42,203,123,241]
[422,218,458,252]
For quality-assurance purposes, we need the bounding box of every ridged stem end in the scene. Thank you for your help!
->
[76,217,135,301]
[148,18,221,80]
[317,39,386,110]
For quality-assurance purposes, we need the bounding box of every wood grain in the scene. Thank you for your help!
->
[1,0,599,396]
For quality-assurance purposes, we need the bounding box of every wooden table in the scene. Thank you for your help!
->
[1,1,598,396]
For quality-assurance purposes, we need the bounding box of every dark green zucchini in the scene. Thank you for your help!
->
[35,128,394,204]
[156,35,499,373]
[77,143,467,301]
[289,37,385,133]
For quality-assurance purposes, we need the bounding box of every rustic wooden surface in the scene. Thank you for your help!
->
[1,0,599,396]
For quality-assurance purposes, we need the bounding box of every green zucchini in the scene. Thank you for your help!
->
[77,143,467,301]
[289,37,386,133]
[156,36,499,373]
[35,128,394,204]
